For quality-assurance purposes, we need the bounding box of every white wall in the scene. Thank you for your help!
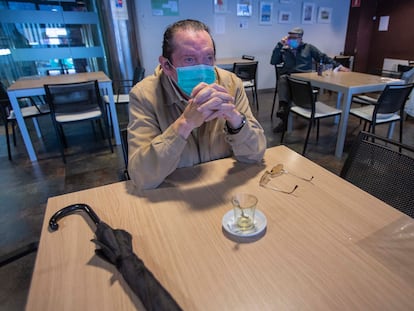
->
[135,0,350,90]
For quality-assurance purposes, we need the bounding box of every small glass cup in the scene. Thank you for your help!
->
[324,63,334,76]
[231,193,258,231]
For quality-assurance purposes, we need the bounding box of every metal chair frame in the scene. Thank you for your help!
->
[282,76,342,155]
[232,61,259,111]
[350,83,414,144]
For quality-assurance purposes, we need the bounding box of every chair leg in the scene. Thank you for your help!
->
[0,241,38,267]
[96,119,105,140]
[280,112,290,144]
[56,124,68,148]
[316,119,320,141]
[399,120,403,152]
[5,123,12,161]
[53,122,66,163]
[102,117,114,153]
[271,87,278,120]
[254,86,259,111]
[302,118,313,155]
[12,122,17,146]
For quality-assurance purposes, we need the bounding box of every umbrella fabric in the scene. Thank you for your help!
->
[92,222,182,311]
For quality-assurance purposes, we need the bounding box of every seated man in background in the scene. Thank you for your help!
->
[270,27,349,132]
[128,19,266,190]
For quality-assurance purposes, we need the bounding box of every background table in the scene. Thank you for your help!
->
[291,71,403,158]
[26,146,414,310]
[7,72,121,161]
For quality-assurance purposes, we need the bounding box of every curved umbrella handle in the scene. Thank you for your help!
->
[49,203,101,231]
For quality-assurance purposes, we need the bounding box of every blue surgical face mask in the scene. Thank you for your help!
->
[175,64,216,96]
[288,39,300,49]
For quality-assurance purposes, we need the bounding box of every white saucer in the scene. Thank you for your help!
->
[222,209,267,238]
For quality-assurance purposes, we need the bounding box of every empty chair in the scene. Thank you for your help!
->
[0,82,50,160]
[352,65,414,105]
[44,80,113,163]
[349,83,414,143]
[340,131,414,218]
[282,76,342,155]
[104,66,145,106]
[232,61,259,110]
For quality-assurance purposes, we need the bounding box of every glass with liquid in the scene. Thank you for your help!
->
[232,193,258,231]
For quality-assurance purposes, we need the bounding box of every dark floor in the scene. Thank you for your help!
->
[1,90,413,310]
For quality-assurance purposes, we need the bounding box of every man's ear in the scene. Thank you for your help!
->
[159,56,173,75]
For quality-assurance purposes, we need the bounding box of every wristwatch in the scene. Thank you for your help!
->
[225,113,246,135]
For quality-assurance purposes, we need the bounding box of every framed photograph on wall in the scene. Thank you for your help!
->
[278,11,292,24]
[318,7,332,23]
[237,0,252,17]
[259,2,273,25]
[214,0,228,14]
[302,2,315,24]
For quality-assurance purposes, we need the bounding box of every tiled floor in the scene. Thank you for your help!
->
[0,90,413,310]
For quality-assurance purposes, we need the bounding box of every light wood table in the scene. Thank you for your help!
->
[7,71,121,161]
[26,146,414,310]
[291,71,403,158]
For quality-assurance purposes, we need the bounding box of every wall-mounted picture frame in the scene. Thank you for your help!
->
[259,2,273,25]
[318,7,332,23]
[278,11,292,24]
[237,0,252,17]
[302,2,315,24]
[214,0,228,14]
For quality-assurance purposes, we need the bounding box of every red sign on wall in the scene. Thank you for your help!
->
[352,0,361,7]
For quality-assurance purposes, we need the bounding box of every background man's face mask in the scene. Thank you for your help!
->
[175,64,216,96]
[288,39,300,49]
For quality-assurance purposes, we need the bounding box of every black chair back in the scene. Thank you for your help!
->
[340,131,414,218]
[132,66,145,85]
[45,80,104,116]
[334,56,351,69]
[397,64,413,73]
[0,82,11,130]
[374,83,413,116]
[287,76,315,112]
[232,61,258,82]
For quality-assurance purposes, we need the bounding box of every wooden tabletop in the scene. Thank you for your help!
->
[291,71,403,93]
[26,146,414,310]
[7,71,111,92]
[291,72,404,158]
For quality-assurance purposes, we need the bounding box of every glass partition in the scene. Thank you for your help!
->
[0,0,107,86]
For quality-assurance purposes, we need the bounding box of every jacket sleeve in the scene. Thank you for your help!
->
[127,86,187,190]
[224,81,266,163]
[309,44,341,67]
[270,42,284,65]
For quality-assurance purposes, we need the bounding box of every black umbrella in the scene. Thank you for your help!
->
[49,203,182,311]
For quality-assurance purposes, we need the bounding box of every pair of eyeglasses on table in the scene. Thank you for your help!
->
[259,164,314,194]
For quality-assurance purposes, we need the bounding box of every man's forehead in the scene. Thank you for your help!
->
[288,34,302,39]
[172,30,213,52]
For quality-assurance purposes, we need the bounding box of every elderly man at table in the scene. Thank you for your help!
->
[270,27,350,132]
[128,19,266,189]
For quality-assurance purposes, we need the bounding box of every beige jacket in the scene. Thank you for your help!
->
[128,65,266,189]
